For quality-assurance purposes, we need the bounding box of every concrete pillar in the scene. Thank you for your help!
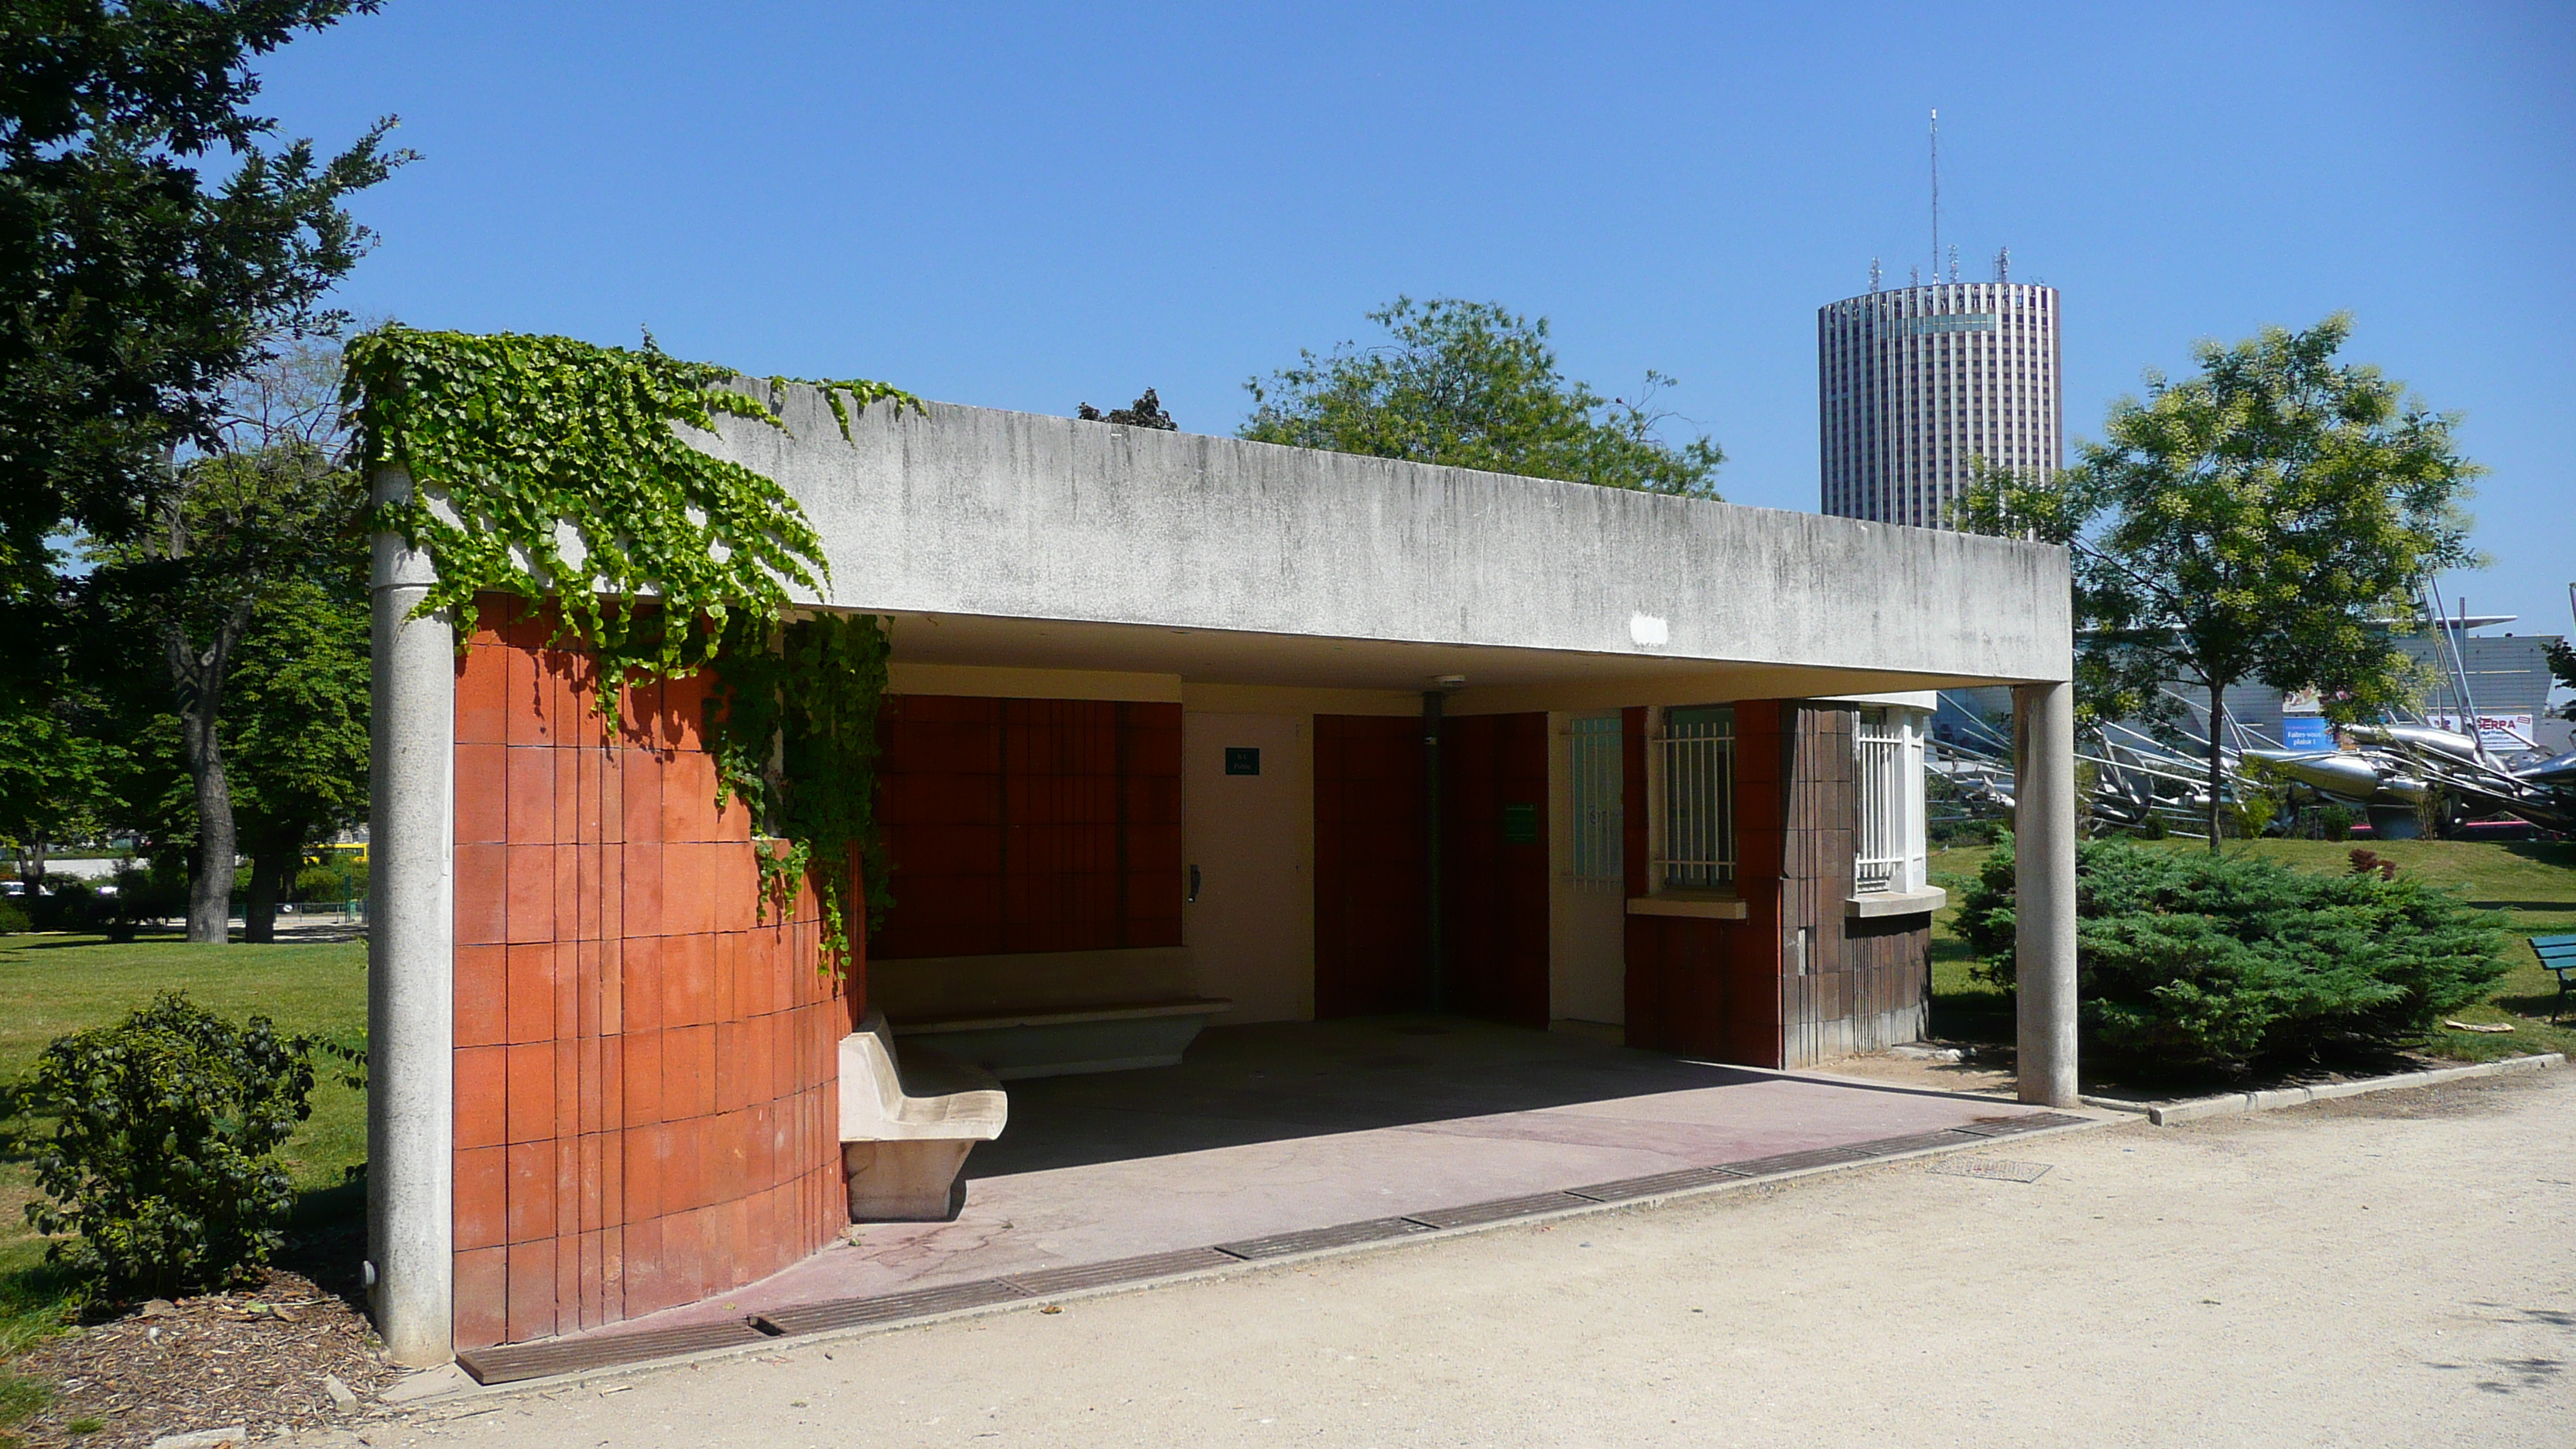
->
[2012,680,2078,1108]
[367,467,457,1366]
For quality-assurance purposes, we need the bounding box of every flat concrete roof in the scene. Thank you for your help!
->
[684,389,2072,696]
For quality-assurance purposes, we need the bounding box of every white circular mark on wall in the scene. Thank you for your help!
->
[1629,612,1670,648]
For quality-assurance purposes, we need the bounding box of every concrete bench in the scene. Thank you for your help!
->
[838,1012,1008,1221]
[889,999,1233,1081]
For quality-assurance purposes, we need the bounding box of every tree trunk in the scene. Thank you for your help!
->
[180,699,236,942]
[2205,679,2229,853]
[167,602,254,945]
[243,843,294,944]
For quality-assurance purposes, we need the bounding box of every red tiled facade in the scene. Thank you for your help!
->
[872,697,1184,960]
[450,601,848,1350]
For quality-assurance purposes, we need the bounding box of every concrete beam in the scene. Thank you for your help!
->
[687,392,2074,687]
[368,467,457,1366]
[2012,680,2079,1108]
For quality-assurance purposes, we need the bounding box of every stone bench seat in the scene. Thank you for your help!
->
[839,1012,1009,1221]
[889,998,1234,1081]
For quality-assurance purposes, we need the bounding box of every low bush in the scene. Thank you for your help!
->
[0,899,28,934]
[12,992,322,1300]
[1957,834,2509,1074]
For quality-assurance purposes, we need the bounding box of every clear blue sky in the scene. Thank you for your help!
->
[262,2,2574,642]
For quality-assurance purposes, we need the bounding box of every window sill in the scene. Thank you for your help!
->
[1846,886,1947,919]
[1628,892,1749,921]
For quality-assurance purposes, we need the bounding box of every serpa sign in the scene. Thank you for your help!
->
[2428,713,2537,752]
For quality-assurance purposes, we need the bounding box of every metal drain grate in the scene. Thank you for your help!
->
[1721,1144,1880,1177]
[455,1319,771,1386]
[1848,1129,1982,1157]
[1952,1112,2088,1138]
[749,1277,1029,1338]
[1404,1192,1595,1229]
[1214,1217,1437,1260]
[1002,1247,1240,1297]
[1927,1157,2053,1183]
[1564,1165,1749,1204]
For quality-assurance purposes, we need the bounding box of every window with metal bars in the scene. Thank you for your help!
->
[1854,707,1925,895]
[1653,705,1734,889]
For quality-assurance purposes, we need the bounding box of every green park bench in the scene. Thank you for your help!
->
[2533,934,2576,1023]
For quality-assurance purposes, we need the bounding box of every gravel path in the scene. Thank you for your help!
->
[360,1066,2574,1449]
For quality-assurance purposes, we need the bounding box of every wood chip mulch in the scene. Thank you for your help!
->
[6,1267,396,1449]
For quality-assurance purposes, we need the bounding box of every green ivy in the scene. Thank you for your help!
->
[344,326,914,968]
[344,324,917,715]
[710,611,893,974]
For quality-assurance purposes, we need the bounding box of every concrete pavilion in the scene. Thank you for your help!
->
[365,385,2079,1366]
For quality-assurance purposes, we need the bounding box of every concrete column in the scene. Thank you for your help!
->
[2012,680,2078,1108]
[368,467,457,1366]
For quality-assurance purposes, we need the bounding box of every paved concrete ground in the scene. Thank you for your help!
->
[614,1017,2057,1329]
[372,1064,2572,1449]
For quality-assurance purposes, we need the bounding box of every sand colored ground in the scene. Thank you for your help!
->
[356,1067,2572,1449]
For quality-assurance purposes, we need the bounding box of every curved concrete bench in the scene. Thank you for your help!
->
[890,998,1233,1081]
[839,1012,1008,1221]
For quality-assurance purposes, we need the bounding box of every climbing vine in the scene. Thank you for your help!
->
[708,611,893,974]
[345,326,916,971]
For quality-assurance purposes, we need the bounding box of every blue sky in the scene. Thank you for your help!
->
[261,2,2574,642]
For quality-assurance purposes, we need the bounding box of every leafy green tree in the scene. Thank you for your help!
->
[1240,297,1723,497]
[1954,316,2481,848]
[90,340,367,939]
[1,4,402,939]
[2547,635,2575,726]
[1077,388,1176,429]
[0,0,401,593]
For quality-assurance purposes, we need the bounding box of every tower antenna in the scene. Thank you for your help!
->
[1929,108,1941,284]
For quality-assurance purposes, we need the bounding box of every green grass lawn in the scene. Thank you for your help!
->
[1926,837,2576,1064]
[0,931,371,1394]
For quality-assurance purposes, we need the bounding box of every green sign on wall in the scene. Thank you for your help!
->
[1502,803,1539,845]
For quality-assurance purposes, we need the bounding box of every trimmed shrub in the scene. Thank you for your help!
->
[1958,834,2509,1073]
[15,992,321,1300]
[0,899,27,934]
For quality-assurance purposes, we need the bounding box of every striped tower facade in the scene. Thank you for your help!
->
[1817,282,2061,529]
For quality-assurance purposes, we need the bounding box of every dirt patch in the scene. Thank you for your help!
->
[7,1267,395,1448]
[1811,1045,2017,1097]
[2288,1071,2552,1122]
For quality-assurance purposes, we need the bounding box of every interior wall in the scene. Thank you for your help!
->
[1312,714,1429,1016]
[1440,712,1550,1027]
[449,603,846,1350]
[872,696,1183,961]
[1181,712,1315,1023]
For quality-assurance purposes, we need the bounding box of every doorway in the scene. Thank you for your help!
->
[1181,712,1314,1023]
[1548,711,1626,1033]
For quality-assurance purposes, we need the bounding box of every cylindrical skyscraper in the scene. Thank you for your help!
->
[1817,280,2060,529]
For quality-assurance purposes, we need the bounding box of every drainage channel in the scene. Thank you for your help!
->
[454,1111,2091,1386]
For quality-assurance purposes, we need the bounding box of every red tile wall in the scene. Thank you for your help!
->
[872,697,1183,960]
[1312,714,1430,1017]
[450,598,849,1350]
[1622,702,1788,1064]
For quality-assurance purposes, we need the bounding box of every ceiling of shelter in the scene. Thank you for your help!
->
[857,608,2022,702]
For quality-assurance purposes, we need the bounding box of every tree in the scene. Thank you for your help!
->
[89,338,366,940]
[1077,388,1176,429]
[0,1,401,592]
[2547,635,2575,726]
[1239,297,1723,497]
[1954,316,2482,849]
[1,3,401,940]
[222,564,368,940]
